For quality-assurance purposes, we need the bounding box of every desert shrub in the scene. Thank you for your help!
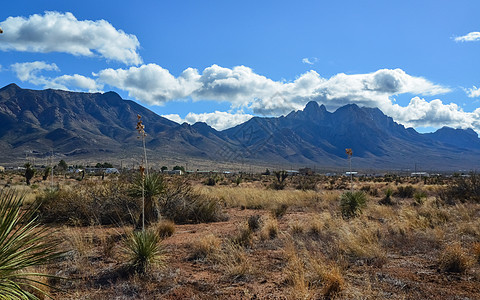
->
[439,173,480,204]
[123,229,164,274]
[270,171,288,190]
[231,225,254,248]
[156,220,175,239]
[247,215,262,232]
[160,178,227,224]
[295,176,316,191]
[204,176,217,186]
[378,188,394,205]
[260,217,279,240]
[438,243,472,273]
[271,203,289,219]
[0,189,64,299]
[219,241,254,282]
[289,221,305,236]
[340,191,367,218]
[472,242,480,263]
[36,181,139,225]
[413,190,427,206]
[189,234,221,261]
[395,185,415,198]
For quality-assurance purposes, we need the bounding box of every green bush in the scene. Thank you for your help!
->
[36,181,139,225]
[160,179,227,224]
[123,229,164,274]
[395,185,415,198]
[0,189,64,299]
[340,191,367,218]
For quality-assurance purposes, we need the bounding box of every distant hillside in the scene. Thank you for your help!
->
[1,84,479,171]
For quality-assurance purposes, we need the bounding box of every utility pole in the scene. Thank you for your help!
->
[346,148,353,192]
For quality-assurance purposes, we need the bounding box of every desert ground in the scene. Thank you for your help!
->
[1,169,480,299]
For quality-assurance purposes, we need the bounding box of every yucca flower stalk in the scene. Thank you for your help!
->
[0,189,64,299]
[345,148,353,192]
[136,115,148,231]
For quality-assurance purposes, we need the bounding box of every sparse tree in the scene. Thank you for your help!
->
[42,166,52,181]
[24,163,35,185]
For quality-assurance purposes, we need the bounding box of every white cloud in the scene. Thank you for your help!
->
[11,61,59,81]
[97,64,201,105]
[0,11,142,65]
[454,32,480,42]
[11,61,102,92]
[162,111,253,131]
[466,86,480,98]
[386,97,476,130]
[302,57,318,65]
[15,61,478,131]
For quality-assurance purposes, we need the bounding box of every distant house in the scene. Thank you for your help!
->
[105,168,119,174]
[411,172,429,177]
[165,170,184,175]
[286,170,299,176]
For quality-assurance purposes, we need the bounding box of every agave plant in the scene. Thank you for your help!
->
[0,189,63,299]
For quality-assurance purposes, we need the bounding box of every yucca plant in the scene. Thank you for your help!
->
[340,191,367,218]
[123,229,164,274]
[130,173,164,226]
[0,189,63,299]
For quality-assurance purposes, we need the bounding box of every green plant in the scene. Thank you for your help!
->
[24,163,35,186]
[340,191,367,218]
[247,215,262,232]
[395,185,415,198]
[0,189,64,299]
[270,171,288,190]
[130,173,164,226]
[413,190,427,206]
[379,188,393,205]
[42,166,52,181]
[271,203,288,219]
[123,229,164,274]
[160,179,227,224]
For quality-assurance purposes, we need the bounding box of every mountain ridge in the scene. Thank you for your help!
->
[0,84,479,171]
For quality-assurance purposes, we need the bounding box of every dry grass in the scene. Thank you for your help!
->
[438,242,473,273]
[260,216,279,240]
[2,173,480,299]
[155,219,176,239]
[189,234,222,262]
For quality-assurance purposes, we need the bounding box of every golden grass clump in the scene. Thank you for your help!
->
[189,234,222,262]
[156,220,175,239]
[472,242,480,263]
[260,216,279,240]
[438,242,473,273]
[218,241,255,281]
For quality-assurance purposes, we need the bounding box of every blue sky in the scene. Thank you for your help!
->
[1,0,479,132]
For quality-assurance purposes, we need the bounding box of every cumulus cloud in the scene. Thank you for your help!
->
[454,31,480,42]
[465,86,480,98]
[162,111,253,131]
[97,64,201,104]
[302,57,318,65]
[11,61,102,92]
[14,61,477,131]
[387,97,476,130]
[0,11,142,65]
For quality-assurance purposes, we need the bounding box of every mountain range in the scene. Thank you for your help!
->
[1,83,479,171]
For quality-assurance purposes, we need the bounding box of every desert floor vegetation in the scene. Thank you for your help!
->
[0,171,479,299]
